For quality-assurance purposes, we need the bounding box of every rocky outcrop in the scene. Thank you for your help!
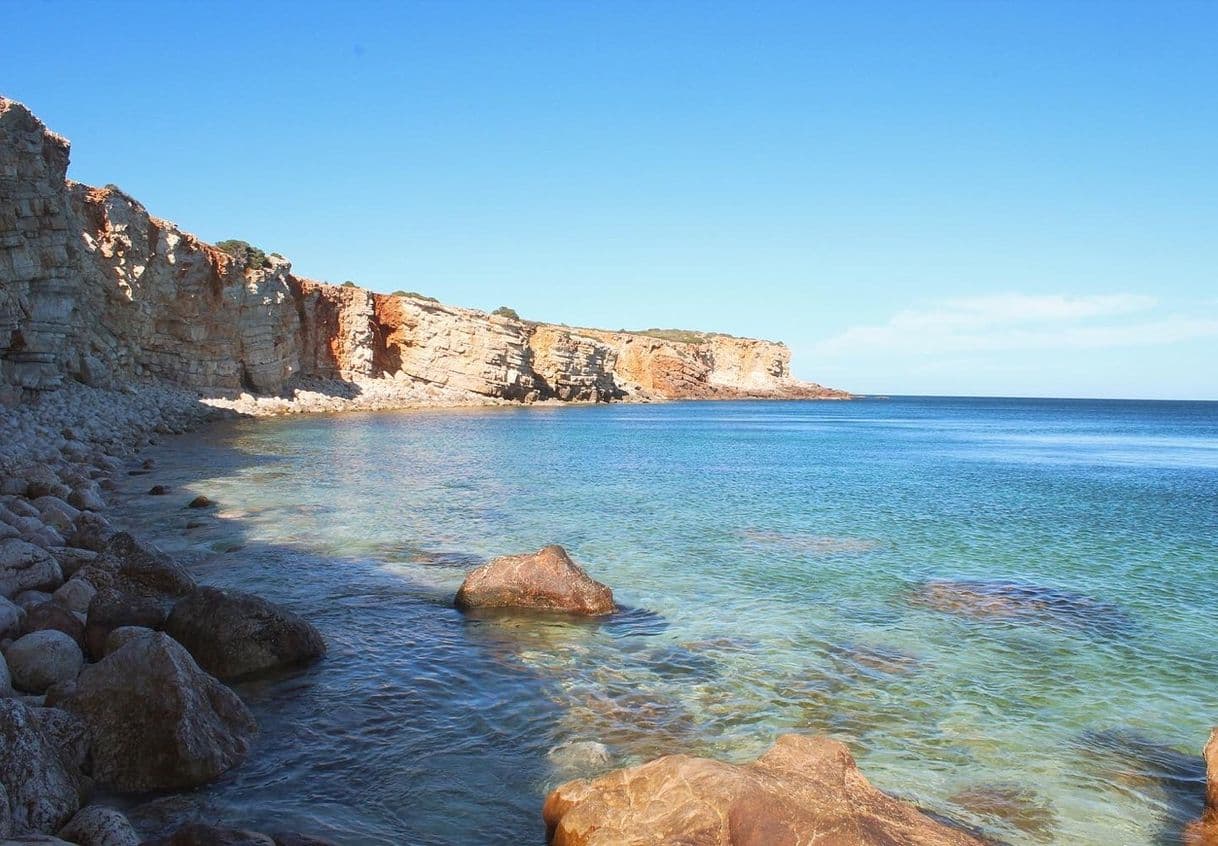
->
[0,96,846,408]
[164,587,325,680]
[1186,728,1218,845]
[455,545,615,615]
[542,734,985,846]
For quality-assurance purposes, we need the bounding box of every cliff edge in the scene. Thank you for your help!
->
[0,97,847,409]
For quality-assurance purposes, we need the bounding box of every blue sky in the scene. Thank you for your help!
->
[5,1,1216,398]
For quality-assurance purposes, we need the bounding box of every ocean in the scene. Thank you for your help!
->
[108,397,1218,845]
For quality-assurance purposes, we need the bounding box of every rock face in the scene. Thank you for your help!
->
[165,587,325,680]
[0,95,846,405]
[455,545,615,615]
[60,632,256,792]
[0,700,81,836]
[542,734,985,846]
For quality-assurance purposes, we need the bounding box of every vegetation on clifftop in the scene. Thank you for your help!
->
[215,239,270,270]
[392,290,440,302]
[492,306,521,320]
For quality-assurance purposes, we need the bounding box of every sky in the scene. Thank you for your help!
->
[4,1,1216,399]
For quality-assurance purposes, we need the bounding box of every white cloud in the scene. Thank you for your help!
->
[814,293,1218,358]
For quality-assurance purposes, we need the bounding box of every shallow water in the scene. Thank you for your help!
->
[109,397,1218,845]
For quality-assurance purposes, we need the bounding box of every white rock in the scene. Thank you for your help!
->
[3,631,83,693]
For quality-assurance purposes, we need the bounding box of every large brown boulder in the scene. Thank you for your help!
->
[84,588,169,661]
[60,632,256,792]
[0,538,63,598]
[455,545,614,615]
[165,587,325,681]
[542,734,985,846]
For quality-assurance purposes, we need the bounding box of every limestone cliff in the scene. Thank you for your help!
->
[0,97,847,407]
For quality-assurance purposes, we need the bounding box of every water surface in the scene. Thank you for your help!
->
[110,397,1218,845]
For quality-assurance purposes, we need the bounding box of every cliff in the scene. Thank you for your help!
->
[0,97,847,408]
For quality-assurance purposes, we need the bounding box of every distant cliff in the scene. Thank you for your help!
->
[0,97,847,407]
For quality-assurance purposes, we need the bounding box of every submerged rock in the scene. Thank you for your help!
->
[910,578,1133,637]
[187,496,214,509]
[60,632,256,792]
[165,587,326,680]
[948,783,1058,842]
[543,734,985,846]
[0,699,81,835]
[142,824,338,846]
[455,545,614,615]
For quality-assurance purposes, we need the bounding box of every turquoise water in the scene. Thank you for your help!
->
[110,398,1218,845]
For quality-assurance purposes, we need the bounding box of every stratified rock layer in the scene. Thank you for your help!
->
[0,96,846,407]
[542,734,985,846]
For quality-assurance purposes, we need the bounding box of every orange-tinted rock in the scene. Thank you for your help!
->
[542,734,985,846]
[1185,728,1218,845]
[455,545,614,615]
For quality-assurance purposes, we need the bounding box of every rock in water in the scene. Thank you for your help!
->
[58,805,141,846]
[0,538,63,598]
[542,734,985,846]
[0,699,81,835]
[1185,728,1218,845]
[3,630,83,693]
[60,632,256,792]
[142,824,338,846]
[454,545,614,615]
[165,587,325,680]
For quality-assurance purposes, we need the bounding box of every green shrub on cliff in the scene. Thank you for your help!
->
[341,281,358,288]
[492,306,521,320]
[215,239,270,270]
[392,290,440,302]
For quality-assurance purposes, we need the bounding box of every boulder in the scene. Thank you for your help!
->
[0,597,24,639]
[148,486,169,496]
[14,590,53,611]
[58,805,140,846]
[60,632,256,791]
[187,496,214,509]
[83,589,168,661]
[53,578,97,615]
[3,631,83,694]
[103,626,155,656]
[454,545,614,615]
[1185,728,1218,845]
[165,587,325,680]
[68,513,115,552]
[20,601,84,644]
[88,534,195,599]
[29,706,90,772]
[542,734,985,846]
[0,652,9,696]
[0,699,81,835]
[0,538,63,598]
[51,547,98,579]
[67,486,106,513]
